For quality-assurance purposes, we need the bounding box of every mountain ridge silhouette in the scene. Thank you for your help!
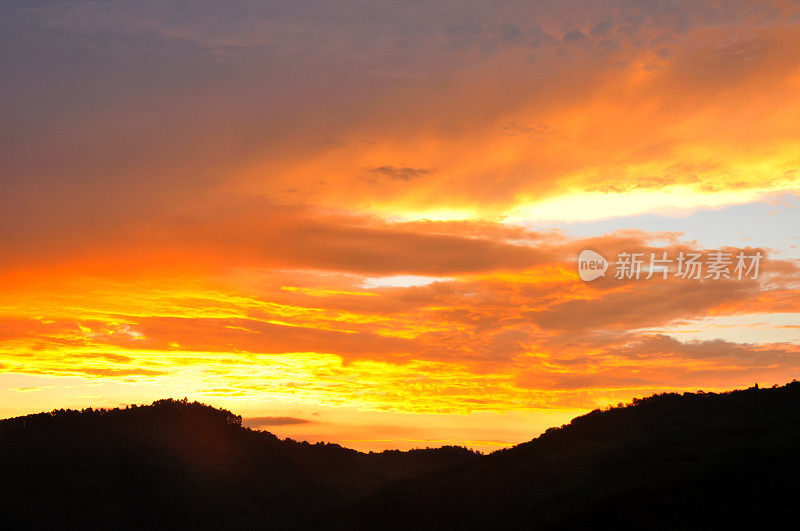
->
[3,382,800,529]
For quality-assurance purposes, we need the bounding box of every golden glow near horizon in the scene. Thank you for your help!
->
[2,0,800,451]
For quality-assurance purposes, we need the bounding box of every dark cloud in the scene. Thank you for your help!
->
[528,278,760,332]
[243,416,313,427]
[616,335,800,367]
[366,166,431,181]
[562,30,590,44]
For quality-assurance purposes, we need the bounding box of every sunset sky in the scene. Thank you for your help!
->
[2,0,800,452]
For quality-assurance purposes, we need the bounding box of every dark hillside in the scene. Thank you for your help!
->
[4,383,800,529]
[339,382,800,530]
[0,399,477,529]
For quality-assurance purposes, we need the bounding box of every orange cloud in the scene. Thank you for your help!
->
[3,0,800,450]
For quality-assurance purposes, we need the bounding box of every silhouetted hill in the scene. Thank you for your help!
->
[337,382,800,530]
[0,399,477,529]
[3,383,800,529]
